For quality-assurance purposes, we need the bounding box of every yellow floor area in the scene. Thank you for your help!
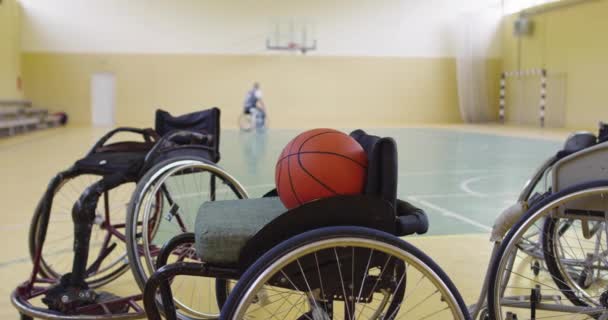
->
[0,124,572,318]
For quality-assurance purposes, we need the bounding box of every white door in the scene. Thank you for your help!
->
[91,73,115,127]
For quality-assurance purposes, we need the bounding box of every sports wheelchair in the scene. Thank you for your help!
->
[12,107,247,319]
[466,123,608,319]
[238,107,266,132]
[144,129,471,320]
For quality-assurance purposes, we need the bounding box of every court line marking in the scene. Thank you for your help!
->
[460,175,501,198]
[398,167,534,177]
[1,182,503,266]
[405,192,517,199]
[407,196,492,232]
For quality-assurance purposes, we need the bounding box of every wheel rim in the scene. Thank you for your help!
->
[131,160,248,319]
[33,174,131,287]
[549,218,608,305]
[492,186,608,319]
[233,237,465,320]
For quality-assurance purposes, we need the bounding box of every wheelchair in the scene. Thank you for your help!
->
[143,129,471,320]
[492,130,599,273]
[465,123,608,319]
[12,107,247,319]
[238,107,266,131]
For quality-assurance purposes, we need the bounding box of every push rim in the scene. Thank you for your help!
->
[491,185,608,319]
[130,159,248,319]
[232,236,466,320]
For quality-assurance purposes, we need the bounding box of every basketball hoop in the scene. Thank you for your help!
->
[265,20,317,55]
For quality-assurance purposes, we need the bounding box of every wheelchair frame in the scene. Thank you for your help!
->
[144,125,608,320]
[14,119,608,319]
[142,195,461,320]
[12,108,237,320]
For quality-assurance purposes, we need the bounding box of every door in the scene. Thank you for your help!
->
[91,73,115,127]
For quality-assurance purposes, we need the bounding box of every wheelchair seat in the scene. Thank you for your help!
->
[194,129,428,268]
[74,150,150,179]
[195,197,286,265]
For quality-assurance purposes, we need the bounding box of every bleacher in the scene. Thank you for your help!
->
[0,100,64,137]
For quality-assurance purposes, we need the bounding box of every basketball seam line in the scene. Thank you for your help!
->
[275,131,345,167]
[287,138,303,206]
[277,151,367,168]
[275,156,282,198]
[297,132,343,196]
[276,139,291,200]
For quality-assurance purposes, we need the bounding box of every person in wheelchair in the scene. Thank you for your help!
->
[144,129,470,320]
[240,82,267,130]
[243,82,266,115]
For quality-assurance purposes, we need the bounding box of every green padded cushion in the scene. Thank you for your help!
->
[195,197,286,264]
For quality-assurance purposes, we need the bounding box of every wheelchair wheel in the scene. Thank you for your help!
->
[221,226,469,320]
[543,217,608,307]
[238,114,254,131]
[29,174,132,288]
[488,181,608,320]
[126,157,248,319]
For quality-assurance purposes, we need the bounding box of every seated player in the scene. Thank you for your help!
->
[243,82,266,119]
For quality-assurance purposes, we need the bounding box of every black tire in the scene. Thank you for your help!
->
[488,180,608,319]
[542,217,591,307]
[220,226,470,320]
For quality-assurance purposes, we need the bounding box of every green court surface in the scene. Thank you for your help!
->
[0,126,565,318]
[218,128,562,236]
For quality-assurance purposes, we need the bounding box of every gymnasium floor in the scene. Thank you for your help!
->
[0,124,567,317]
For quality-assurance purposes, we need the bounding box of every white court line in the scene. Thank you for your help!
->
[407,196,492,232]
[406,192,517,199]
[459,174,507,198]
[399,169,492,176]
[399,167,533,177]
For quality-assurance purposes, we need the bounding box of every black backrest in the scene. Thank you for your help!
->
[350,129,398,209]
[155,107,221,154]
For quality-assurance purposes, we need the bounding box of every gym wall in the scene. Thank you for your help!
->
[18,0,499,128]
[501,0,608,129]
[22,54,459,128]
[0,0,22,100]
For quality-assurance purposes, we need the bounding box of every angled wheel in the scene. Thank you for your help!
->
[489,181,608,320]
[221,226,469,320]
[126,157,248,319]
[543,216,608,307]
[29,173,132,288]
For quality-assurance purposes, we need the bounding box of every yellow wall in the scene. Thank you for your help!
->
[501,0,608,129]
[22,53,461,128]
[0,0,22,99]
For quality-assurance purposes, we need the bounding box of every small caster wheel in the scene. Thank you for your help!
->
[531,260,541,276]
[479,308,490,320]
[600,290,608,308]
[20,313,33,320]
[506,311,519,320]
[576,268,594,289]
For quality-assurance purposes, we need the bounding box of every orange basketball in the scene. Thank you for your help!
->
[275,128,368,209]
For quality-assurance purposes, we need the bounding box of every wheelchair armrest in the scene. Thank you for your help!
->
[262,188,278,198]
[395,199,428,236]
[87,127,158,155]
[163,130,214,146]
[143,130,215,163]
